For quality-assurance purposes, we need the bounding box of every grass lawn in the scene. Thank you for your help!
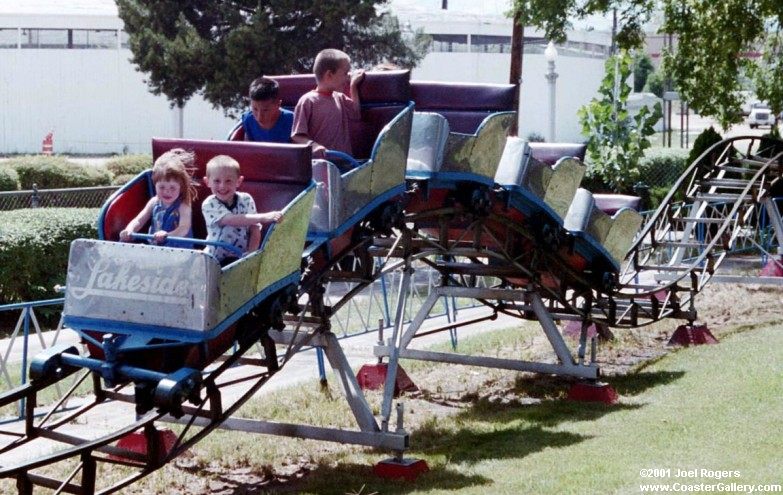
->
[2,317,780,494]
[283,323,783,494]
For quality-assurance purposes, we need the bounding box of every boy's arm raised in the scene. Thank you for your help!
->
[349,69,365,114]
[217,211,282,227]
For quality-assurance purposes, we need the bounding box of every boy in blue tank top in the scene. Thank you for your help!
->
[241,77,294,143]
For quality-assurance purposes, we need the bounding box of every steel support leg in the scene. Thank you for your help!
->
[380,264,414,432]
[321,333,379,433]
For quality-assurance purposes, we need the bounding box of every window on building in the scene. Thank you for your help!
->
[120,30,130,49]
[71,29,117,49]
[431,34,468,53]
[0,28,17,48]
[21,29,68,48]
[472,35,512,54]
[19,28,119,49]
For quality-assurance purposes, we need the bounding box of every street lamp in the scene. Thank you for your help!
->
[544,41,559,142]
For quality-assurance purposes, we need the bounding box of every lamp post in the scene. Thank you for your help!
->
[544,41,558,142]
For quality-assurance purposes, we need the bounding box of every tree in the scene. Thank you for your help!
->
[116,1,429,113]
[510,1,654,50]
[633,52,654,92]
[661,0,783,129]
[577,51,662,193]
[752,30,783,120]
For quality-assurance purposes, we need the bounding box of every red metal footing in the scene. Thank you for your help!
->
[760,257,783,277]
[373,457,429,481]
[567,382,618,405]
[668,323,718,346]
[112,428,177,462]
[357,363,418,397]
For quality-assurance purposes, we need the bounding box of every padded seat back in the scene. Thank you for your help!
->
[407,112,450,174]
[411,81,515,134]
[593,194,641,215]
[529,143,587,165]
[272,70,411,159]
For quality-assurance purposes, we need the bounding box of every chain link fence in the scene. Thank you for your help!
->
[0,185,119,211]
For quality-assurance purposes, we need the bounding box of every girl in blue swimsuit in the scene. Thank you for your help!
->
[119,148,197,248]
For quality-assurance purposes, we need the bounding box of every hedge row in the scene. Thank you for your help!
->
[0,208,98,303]
[582,146,691,210]
[0,154,151,192]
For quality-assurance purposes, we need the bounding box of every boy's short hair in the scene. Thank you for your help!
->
[248,77,279,101]
[313,48,350,82]
[206,155,241,177]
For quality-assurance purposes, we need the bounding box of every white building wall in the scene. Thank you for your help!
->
[412,53,605,143]
[0,1,608,154]
[0,48,236,154]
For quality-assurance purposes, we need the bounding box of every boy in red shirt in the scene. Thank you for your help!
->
[291,49,365,162]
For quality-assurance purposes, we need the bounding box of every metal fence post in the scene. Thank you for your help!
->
[18,308,30,418]
[30,184,39,208]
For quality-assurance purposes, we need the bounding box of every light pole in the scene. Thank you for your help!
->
[544,41,558,142]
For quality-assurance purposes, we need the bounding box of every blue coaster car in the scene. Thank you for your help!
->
[401,81,641,291]
[57,140,315,408]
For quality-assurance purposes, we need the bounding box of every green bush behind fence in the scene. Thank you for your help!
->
[0,208,98,304]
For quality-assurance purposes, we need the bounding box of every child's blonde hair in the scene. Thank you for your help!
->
[151,148,197,205]
[205,155,241,177]
[313,48,350,82]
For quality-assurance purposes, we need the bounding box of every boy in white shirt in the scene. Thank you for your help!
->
[201,155,282,266]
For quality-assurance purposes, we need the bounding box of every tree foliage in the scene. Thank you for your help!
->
[633,52,654,92]
[578,51,662,193]
[514,0,783,130]
[117,0,429,112]
[662,0,783,129]
[511,0,654,49]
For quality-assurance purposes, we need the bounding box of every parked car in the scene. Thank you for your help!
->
[748,106,774,129]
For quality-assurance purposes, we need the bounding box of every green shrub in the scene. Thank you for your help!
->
[688,126,723,164]
[105,154,152,178]
[0,208,98,303]
[0,167,19,191]
[638,148,690,188]
[644,71,665,97]
[5,155,112,189]
[111,173,139,186]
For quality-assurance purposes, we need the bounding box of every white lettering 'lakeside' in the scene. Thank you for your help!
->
[69,258,192,305]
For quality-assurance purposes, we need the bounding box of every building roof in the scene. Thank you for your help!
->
[0,0,118,16]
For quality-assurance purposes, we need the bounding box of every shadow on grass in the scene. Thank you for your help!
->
[424,368,685,428]
[274,461,492,495]
[460,395,641,427]
[607,370,685,397]
[411,422,589,465]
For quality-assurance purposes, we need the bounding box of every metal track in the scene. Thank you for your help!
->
[603,136,783,327]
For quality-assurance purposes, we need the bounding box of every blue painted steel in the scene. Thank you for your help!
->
[305,184,406,243]
[0,299,64,311]
[566,230,620,272]
[379,262,391,327]
[19,309,29,417]
[316,347,327,382]
[129,232,245,258]
[59,353,167,384]
[324,150,362,170]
